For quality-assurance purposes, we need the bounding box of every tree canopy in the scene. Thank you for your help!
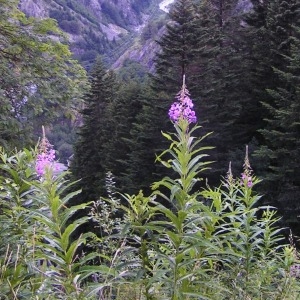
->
[0,0,87,148]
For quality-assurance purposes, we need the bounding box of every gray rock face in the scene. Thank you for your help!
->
[76,0,145,26]
[81,0,102,15]
[19,0,151,27]
[18,0,253,70]
[18,0,161,68]
[19,0,50,18]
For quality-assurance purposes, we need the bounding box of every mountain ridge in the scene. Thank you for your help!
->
[19,0,167,69]
[19,0,251,71]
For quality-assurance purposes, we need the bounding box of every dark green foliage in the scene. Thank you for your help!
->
[106,82,145,193]
[116,59,149,83]
[145,0,206,191]
[190,0,249,183]
[117,83,166,195]
[0,0,87,149]
[59,20,81,34]
[150,0,300,238]
[141,16,165,42]
[48,0,121,67]
[256,25,300,228]
[243,0,300,232]
[153,0,201,95]
[70,58,155,199]
[80,50,98,62]
[113,118,299,299]
[71,58,118,202]
[151,0,253,186]
[47,117,78,164]
[53,0,99,24]
[242,0,294,139]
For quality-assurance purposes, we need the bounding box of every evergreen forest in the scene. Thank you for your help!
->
[1,0,300,299]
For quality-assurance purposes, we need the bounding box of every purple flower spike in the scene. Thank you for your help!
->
[241,145,253,188]
[168,75,197,124]
[35,126,56,177]
[241,173,253,188]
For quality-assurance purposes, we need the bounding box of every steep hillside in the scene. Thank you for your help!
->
[111,0,252,72]
[19,0,251,71]
[19,0,166,69]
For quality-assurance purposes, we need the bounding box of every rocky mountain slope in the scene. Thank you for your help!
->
[18,0,168,69]
[19,0,251,71]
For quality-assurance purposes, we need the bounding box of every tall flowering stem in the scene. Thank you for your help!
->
[241,145,253,188]
[35,126,56,177]
[150,79,215,299]
[168,75,197,124]
[156,79,211,209]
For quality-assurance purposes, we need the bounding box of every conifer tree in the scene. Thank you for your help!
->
[153,0,201,96]
[151,0,250,185]
[121,83,167,195]
[243,0,300,232]
[120,0,203,192]
[71,58,118,202]
[242,0,298,141]
[107,81,146,194]
[135,0,204,190]
[192,0,250,182]
[256,7,300,228]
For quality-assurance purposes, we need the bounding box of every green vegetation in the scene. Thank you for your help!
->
[71,57,119,200]
[247,0,300,228]
[52,0,99,24]
[1,0,300,298]
[0,104,300,298]
[0,0,87,149]
[46,0,163,69]
[65,0,300,243]
[48,1,112,67]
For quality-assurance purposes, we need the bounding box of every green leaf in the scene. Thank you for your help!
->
[166,230,181,248]
[60,189,82,206]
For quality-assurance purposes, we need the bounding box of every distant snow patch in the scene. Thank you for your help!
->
[159,0,175,13]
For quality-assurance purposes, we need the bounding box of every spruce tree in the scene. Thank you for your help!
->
[151,0,251,185]
[122,83,167,195]
[107,80,145,194]
[242,0,300,149]
[192,0,250,183]
[71,58,118,202]
[153,0,201,96]
[256,3,300,229]
[242,0,300,234]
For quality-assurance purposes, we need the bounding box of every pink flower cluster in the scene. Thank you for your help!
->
[35,127,56,177]
[290,264,300,278]
[169,95,197,124]
[241,173,253,188]
[168,78,197,124]
[36,149,56,177]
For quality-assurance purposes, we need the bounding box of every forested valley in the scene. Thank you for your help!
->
[1,0,300,298]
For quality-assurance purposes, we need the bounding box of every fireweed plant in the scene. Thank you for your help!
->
[35,126,57,177]
[0,84,300,299]
[0,130,97,299]
[109,80,300,299]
